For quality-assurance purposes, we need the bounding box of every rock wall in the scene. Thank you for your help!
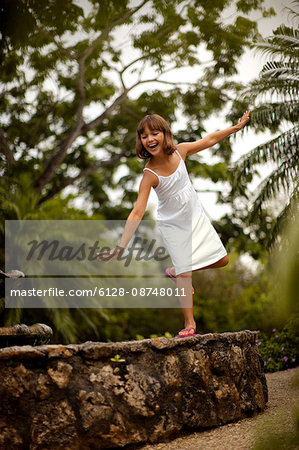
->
[0,331,267,449]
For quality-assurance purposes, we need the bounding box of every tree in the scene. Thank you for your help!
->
[0,0,274,216]
[229,12,299,246]
[0,0,275,342]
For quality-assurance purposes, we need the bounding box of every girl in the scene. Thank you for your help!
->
[99,111,250,337]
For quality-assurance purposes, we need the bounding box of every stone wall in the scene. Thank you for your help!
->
[0,331,267,449]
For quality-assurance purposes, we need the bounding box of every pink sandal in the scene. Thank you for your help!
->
[176,327,196,338]
[165,268,195,294]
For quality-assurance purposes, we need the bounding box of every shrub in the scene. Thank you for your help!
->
[256,317,299,372]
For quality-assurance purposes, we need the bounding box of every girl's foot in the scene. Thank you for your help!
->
[165,268,195,294]
[176,325,196,338]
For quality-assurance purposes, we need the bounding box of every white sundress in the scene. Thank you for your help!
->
[144,150,227,275]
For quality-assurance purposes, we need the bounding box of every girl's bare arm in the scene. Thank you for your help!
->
[98,171,155,261]
[118,172,154,248]
[177,111,250,157]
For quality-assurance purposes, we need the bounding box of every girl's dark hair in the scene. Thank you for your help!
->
[136,114,176,159]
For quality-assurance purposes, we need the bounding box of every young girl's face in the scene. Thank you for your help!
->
[140,126,164,156]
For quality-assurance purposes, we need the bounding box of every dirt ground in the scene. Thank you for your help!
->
[138,367,299,450]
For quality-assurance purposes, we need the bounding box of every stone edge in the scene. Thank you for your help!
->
[0,330,258,360]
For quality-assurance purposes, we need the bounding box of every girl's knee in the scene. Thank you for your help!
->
[222,255,229,266]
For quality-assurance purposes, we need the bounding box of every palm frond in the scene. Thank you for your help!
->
[249,154,298,222]
[255,42,298,62]
[234,21,299,247]
[244,77,299,101]
[232,125,299,184]
[249,102,299,126]
[273,25,299,40]
[255,26,299,61]
[49,309,79,343]
[284,2,299,22]
[272,34,299,48]
[261,61,299,80]
[268,184,299,247]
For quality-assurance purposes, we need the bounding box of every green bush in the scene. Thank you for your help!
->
[256,317,299,373]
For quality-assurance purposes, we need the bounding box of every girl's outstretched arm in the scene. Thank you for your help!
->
[177,111,250,157]
[97,171,155,263]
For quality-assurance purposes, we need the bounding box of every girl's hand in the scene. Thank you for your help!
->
[97,246,124,263]
[235,110,250,131]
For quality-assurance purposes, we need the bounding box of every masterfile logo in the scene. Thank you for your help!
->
[5,220,193,309]
[5,220,181,276]
[25,237,168,267]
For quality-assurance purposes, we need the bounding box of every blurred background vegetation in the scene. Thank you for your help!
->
[0,0,298,364]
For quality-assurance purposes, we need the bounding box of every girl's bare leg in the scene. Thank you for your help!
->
[171,255,229,336]
[176,272,196,336]
[169,255,229,276]
[194,255,229,271]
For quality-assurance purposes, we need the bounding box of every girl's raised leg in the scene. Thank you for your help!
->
[194,255,229,271]
[169,255,228,276]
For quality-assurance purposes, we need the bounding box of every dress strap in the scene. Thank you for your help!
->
[143,167,160,178]
[175,149,183,160]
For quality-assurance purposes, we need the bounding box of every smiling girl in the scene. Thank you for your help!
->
[99,111,250,337]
